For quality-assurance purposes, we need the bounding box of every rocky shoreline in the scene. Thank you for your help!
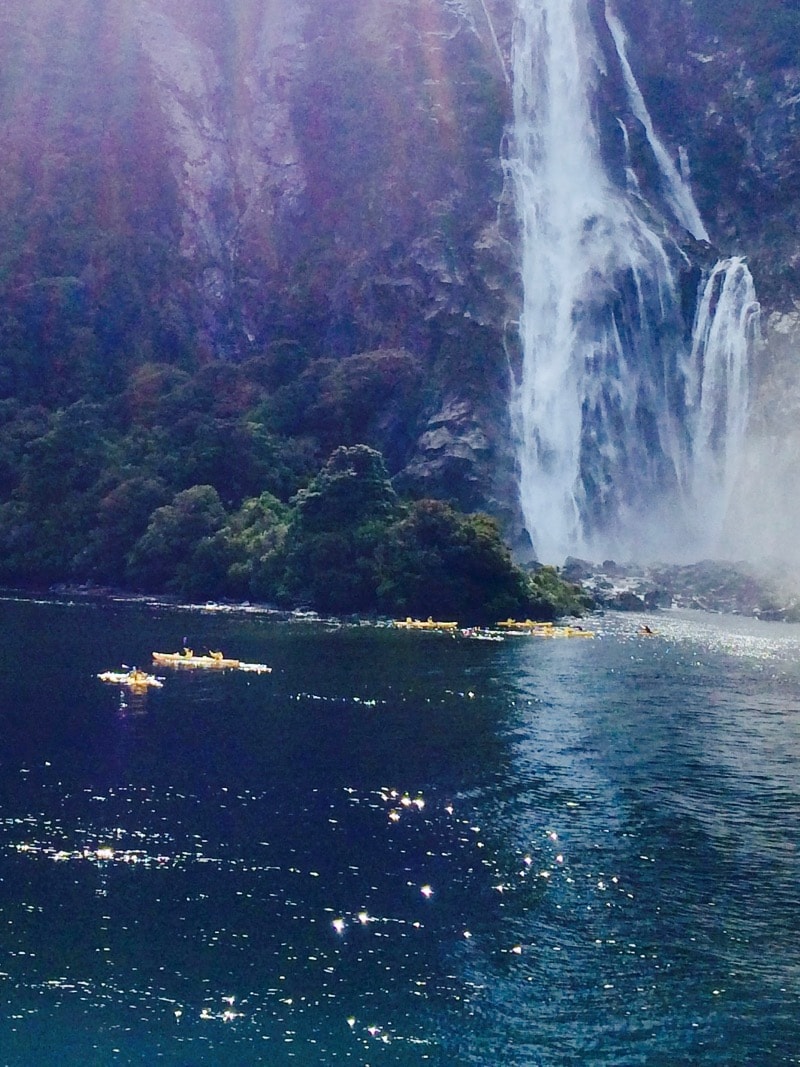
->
[562,558,800,622]
[19,554,800,626]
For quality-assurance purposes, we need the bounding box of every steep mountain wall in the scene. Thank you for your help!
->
[610,0,800,564]
[0,0,519,517]
[1,0,800,558]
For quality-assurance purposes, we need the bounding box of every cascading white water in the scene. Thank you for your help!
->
[508,0,759,563]
[605,10,709,243]
[687,257,759,540]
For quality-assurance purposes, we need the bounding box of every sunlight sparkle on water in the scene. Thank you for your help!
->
[2,597,799,1063]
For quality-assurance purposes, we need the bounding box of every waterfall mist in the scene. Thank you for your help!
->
[508,0,760,565]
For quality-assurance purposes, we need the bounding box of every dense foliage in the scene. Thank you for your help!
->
[0,373,588,623]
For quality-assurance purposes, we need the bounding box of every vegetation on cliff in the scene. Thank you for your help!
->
[7,0,796,611]
[0,365,588,623]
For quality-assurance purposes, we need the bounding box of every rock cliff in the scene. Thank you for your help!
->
[1,0,800,561]
[611,0,800,565]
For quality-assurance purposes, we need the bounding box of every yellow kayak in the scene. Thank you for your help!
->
[152,650,272,673]
[496,620,594,638]
[98,669,164,689]
[496,619,556,636]
[394,618,459,631]
[153,649,239,668]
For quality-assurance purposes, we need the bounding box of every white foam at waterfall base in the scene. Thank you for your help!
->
[508,0,758,565]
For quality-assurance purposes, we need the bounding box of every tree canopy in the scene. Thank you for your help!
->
[0,396,589,622]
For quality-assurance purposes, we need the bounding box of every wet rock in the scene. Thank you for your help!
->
[573,557,800,619]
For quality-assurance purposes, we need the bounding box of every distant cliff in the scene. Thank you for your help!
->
[2,0,800,561]
[611,0,800,564]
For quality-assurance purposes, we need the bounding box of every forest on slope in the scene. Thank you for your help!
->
[1,0,800,608]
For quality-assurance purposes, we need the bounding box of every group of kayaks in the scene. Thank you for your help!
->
[98,648,272,690]
[394,617,595,638]
[99,617,654,691]
[495,619,595,638]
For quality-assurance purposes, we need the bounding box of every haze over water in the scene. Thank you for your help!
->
[0,596,798,1064]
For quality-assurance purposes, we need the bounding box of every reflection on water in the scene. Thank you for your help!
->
[0,598,798,1064]
[0,777,474,1060]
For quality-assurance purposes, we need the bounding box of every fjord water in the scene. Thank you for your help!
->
[1,597,799,1064]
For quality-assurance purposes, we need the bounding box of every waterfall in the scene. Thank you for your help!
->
[508,0,759,564]
[687,257,759,541]
[605,10,709,242]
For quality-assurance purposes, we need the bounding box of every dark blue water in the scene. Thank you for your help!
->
[0,596,798,1065]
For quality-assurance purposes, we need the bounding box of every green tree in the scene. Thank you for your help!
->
[265,348,424,466]
[0,401,49,497]
[5,401,114,580]
[526,565,594,619]
[201,492,290,600]
[80,475,171,581]
[279,445,400,611]
[378,500,537,624]
[125,484,227,594]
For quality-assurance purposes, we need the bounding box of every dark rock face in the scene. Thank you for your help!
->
[0,0,518,513]
[1,0,800,547]
[607,0,800,569]
[568,558,800,619]
[611,0,800,310]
